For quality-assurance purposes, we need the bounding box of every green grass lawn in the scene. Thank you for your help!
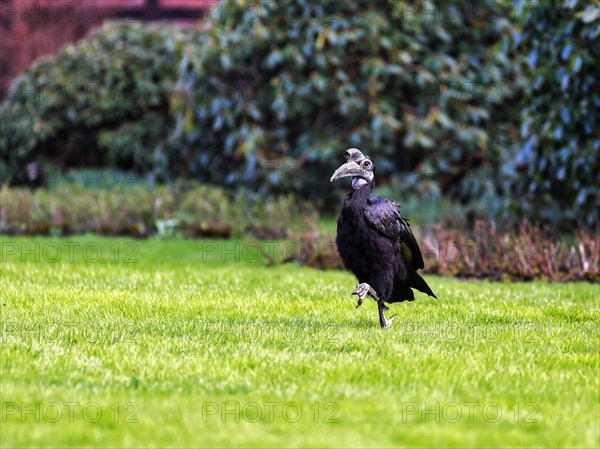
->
[1,236,599,448]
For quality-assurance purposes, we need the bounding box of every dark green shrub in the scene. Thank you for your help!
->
[2,2,521,206]
[0,183,318,239]
[232,192,318,239]
[176,185,233,237]
[505,1,600,227]
[172,0,522,203]
[0,187,40,234]
[0,184,166,236]
[4,1,595,229]
[0,21,197,184]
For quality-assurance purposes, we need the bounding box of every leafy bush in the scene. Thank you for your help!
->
[505,1,600,227]
[233,191,318,239]
[176,185,233,237]
[2,1,597,229]
[0,184,169,236]
[172,0,522,203]
[0,183,317,239]
[1,2,521,204]
[0,21,197,184]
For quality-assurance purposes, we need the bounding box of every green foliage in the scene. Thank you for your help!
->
[506,1,600,226]
[0,184,169,236]
[1,2,520,205]
[173,0,521,202]
[2,1,597,228]
[0,183,317,239]
[175,185,234,237]
[0,22,196,183]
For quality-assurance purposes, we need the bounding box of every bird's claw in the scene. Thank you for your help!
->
[352,283,373,308]
[352,283,394,328]
[352,283,370,300]
[381,313,396,328]
[378,299,396,328]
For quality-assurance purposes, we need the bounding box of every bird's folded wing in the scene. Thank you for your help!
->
[363,198,425,270]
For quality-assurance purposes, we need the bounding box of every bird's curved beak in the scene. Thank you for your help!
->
[330,161,364,182]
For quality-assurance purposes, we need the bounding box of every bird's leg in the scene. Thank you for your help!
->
[352,282,379,308]
[378,301,396,328]
[352,283,395,327]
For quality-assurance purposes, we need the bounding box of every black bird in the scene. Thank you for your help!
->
[330,148,437,327]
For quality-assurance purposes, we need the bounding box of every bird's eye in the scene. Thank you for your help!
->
[362,160,372,169]
[344,150,351,160]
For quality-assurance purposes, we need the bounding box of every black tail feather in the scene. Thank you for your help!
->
[408,269,437,299]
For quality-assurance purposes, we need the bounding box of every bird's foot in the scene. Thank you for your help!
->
[378,302,396,328]
[352,282,379,308]
[380,313,396,328]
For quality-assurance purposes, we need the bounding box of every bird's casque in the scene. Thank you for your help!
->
[329,148,374,189]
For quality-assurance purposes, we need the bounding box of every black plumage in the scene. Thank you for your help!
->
[330,148,436,327]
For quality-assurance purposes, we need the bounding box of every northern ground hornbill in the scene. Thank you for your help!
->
[330,148,437,327]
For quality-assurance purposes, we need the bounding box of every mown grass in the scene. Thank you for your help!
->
[1,236,598,448]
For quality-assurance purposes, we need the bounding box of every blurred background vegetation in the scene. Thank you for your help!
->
[0,0,598,279]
